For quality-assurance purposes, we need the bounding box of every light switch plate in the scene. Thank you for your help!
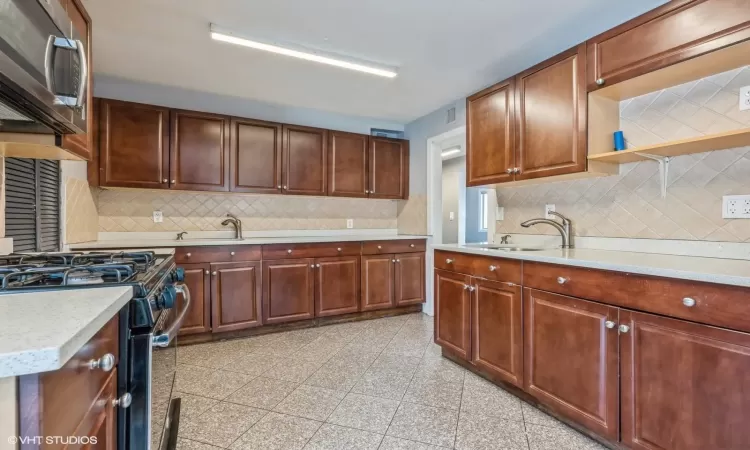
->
[152,210,163,223]
[496,206,505,221]
[723,195,750,218]
[545,204,556,219]
[449,211,455,221]
[740,86,750,112]
[346,219,354,229]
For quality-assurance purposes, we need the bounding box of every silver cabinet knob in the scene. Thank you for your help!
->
[365,190,370,194]
[315,263,320,268]
[557,277,568,285]
[619,324,630,333]
[446,258,453,264]
[463,284,469,290]
[468,286,476,292]
[283,185,288,189]
[205,270,209,275]
[489,265,497,271]
[310,264,315,268]
[410,244,415,248]
[371,189,375,194]
[683,297,696,307]
[171,179,176,183]
[88,353,115,372]
[112,393,132,409]
[378,245,382,249]
[604,321,616,329]
[186,253,191,258]
[277,185,281,189]
[337,248,342,252]
[506,168,514,174]
[395,259,400,263]
[287,249,292,254]
[230,251,235,256]
[596,78,605,86]
[392,259,396,263]
[212,271,217,276]
[162,178,168,183]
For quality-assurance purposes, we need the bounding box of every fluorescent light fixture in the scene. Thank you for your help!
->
[210,24,398,78]
[441,146,462,158]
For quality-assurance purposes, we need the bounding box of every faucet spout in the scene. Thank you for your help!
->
[520,212,573,248]
[221,214,243,240]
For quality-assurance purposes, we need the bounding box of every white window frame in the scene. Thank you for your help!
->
[479,190,489,232]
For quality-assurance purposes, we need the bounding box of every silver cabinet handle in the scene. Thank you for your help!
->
[378,245,382,249]
[112,393,132,409]
[395,259,400,263]
[186,253,191,258]
[365,190,370,194]
[557,277,568,285]
[277,185,282,189]
[163,178,168,183]
[489,265,497,271]
[230,251,235,256]
[310,264,315,268]
[88,353,115,372]
[619,324,630,333]
[604,321,615,329]
[446,258,453,264]
[506,168,513,174]
[392,259,396,263]
[683,297,696,307]
[205,270,209,275]
[468,286,476,292]
[212,271,217,276]
[596,78,605,86]
[463,284,469,290]
[171,180,176,184]
[283,185,288,189]
[316,263,320,268]
[410,244,415,248]
[337,248,342,252]
[287,249,293,254]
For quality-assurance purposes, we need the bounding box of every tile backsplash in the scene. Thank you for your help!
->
[64,178,98,243]
[496,66,750,242]
[97,190,399,232]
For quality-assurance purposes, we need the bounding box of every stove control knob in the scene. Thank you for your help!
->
[172,268,185,282]
[157,285,177,310]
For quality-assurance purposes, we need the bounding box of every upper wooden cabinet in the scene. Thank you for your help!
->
[230,118,283,194]
[515,45,587,181]
[99,99,170,189]
[328,131,369,197]
[283,125,328,196]
[466,79,515,186]
[587,0,750,91]
[171,110,230,192]
[369,137,409,199]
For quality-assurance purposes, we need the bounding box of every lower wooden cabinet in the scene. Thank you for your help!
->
[362,253,424,311]
[620,310,750,450]
[524,288,619,440]
[262,258,316,324]
[211,262,262,333]
[178,263,211,335]
[434,269,471,360]
[315,256,360,317]
[394,252,425,306]
[471,278,523,387]
[78,371,117,450]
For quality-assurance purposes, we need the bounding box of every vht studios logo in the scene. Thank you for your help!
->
[8,436,98,445]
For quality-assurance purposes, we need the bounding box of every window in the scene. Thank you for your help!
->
[479,190,489,231]
[5,158,61,252]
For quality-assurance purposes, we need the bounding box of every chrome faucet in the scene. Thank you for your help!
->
[221,213,243,240]
[176,232,187,240]
[520,211,573,248]
[499,235,511,244]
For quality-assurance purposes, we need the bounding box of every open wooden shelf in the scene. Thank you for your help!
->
[587,129,750,164]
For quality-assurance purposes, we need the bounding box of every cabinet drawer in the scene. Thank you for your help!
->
[523,261,750,333]
[434,250,521,284]
[262,242,360,260]
[32,315,119,439]
[175,245,261,263]
[362,239,425,255]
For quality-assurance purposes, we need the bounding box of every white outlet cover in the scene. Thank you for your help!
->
[152,210,163,223]
[723,195,750,219]
[496,206,505,221]
[741,86,750,112]
[545,204,556,219]
[449,211,455,221]
[346,219,354,229]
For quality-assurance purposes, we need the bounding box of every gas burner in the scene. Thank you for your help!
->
[65,269,104,285]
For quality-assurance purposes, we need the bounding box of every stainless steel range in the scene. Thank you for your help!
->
[0,250,190,450]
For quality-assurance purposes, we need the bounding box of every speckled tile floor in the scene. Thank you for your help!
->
[165,313,607,450]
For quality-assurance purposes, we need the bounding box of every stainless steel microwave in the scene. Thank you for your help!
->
[0,0,88,136]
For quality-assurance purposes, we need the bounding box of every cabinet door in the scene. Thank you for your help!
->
[262,259,315,324]
[61,0,93,161]
[369,137,409,199]
[211,261,262,333]
[171,110,230,192]
[394,252,425,306]
[466,79,515,186]
[515,44,586,181]
[230,118,282,194]
[178,263,211,335]
[327,131,368,197]
[99,99,170,188]
[524,288,619,440]
[283,125,327,196]
[360,254,395,311]
[315,256,360,317]
[75,371,117,450]
[620,310,750,450]
[472,279,523,387]
[434,269,471,360]
[587,0,750,90]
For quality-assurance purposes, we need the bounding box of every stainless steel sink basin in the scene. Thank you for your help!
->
[465,244,554,252]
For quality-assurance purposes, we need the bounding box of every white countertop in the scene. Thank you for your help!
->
[433,244,750,288]
[0,286,133,377]
[70,234,429,250]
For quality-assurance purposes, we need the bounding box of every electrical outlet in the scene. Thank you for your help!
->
[496,206,505,221]
[449,211,455,221]
[740,86,750,112]
[346,219,354,229]
[723,195,750,218]
[152,210,163,223]
[545,204,556,219]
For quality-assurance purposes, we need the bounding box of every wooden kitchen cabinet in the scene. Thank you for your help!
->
[434,269,471,360]
[472,278,523,387]
[314,256,360,317]
[76,371,117,450]
[620,310,750,450]
[171,110,230,192]
[466,78,515,186]
[99,99,170,188]
[283,125,328,196]
[586,0,750,91]
[369,137,409,199]
[211,261,262,332]
[394,252,425,306]
[262,259,316,324]
[524,288,619,440]
[327,131,369,197]
[360,254,395,311]
[178,263,211,335]
[515,44,587,181]
[230,118,283,194]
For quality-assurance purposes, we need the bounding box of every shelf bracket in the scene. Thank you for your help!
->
[635,153,670,199]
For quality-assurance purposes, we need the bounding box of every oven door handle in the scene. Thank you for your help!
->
[152,283,190,348]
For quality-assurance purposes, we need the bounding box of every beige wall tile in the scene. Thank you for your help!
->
[65,178,98,243]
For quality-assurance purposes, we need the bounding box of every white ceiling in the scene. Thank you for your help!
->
[85,0,667,123]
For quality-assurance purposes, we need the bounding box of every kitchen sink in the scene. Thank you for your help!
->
[466,244,555,252]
